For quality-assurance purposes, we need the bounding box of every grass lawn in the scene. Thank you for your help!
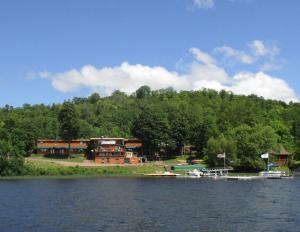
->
[158,155,197,165]
[21,154,206,177]
[21,159,165,177]
[274,166,289,171]
[30,154,86,163]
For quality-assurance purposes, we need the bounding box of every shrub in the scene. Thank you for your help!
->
[0,155,25,176]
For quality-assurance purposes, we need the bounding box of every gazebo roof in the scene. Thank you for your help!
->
[270,144,290,156]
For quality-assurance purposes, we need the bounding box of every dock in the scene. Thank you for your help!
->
[201,167,233,176]
[225,176,264,180]
[144,171,181,177]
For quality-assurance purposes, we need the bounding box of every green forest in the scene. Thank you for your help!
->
[1,86,300,175]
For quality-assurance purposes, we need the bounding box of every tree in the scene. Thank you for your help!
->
[190,110,219,156]
[58,102,79,157]
[229,124,278,171]
[0,140,24,176]
[132,106,170,159]
[78,119,93,138]
[205,135,237,167]
[169,109,189,155]
[88,93,101,104]
[293,121,300,159]
[135,85,151,99]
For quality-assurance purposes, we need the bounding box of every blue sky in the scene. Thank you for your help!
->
[0,0,300,106]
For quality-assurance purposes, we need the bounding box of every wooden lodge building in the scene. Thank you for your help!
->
[124,138,143,164]
[36,138,143,164]
[88,138,126,164]
[87,138,142,164]
[36,139,89,157]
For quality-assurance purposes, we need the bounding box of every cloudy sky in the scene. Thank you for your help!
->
[1,0,300,106]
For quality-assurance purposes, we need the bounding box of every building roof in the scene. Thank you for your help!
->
[37,138,142,149]
[90,138,125,140]
[270,144,290,156]
[125,142,142,148]
[124,138,142,148]
[37,140,87,149]
[38,139,90,142]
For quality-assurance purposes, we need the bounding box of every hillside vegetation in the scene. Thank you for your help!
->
[1,86,300,175]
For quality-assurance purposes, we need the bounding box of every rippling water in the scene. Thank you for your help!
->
[0,177,299,232]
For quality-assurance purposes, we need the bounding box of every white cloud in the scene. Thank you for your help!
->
[215,40,283,72]
[193,0,215,10]
[259,62,283,72]
[37,48,298,103]
[191,0,251,10]
[42,63,189,95]
[231,72,297,102]
[215,46,255,64]
[189,47,216,64]
[249,40,279,58]
[188,47,231,84]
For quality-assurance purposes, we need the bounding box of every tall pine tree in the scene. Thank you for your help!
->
[58,102,79,157]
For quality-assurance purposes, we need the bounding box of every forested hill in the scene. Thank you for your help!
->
[1,86,300,170]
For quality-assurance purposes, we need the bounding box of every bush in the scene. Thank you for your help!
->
[0,155,25,176]
[234,157,265,172]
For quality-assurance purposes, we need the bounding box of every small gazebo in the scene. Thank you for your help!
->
[269,144,290,166]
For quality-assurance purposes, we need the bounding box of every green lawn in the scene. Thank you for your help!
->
[30,154,86,163]
[21,160,165,177]
[158,155,197,165]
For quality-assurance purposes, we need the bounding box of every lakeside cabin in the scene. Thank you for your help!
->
[124,138,142,164]
[270,144,290,166]
[89,138,126,164]
[87,138,142,164]
[36,139,88,157]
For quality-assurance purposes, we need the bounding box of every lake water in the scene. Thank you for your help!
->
[0,177,299,232]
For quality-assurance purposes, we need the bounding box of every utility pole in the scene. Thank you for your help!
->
[267,152,269,172]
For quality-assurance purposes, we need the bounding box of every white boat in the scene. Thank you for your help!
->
[186,169,203,177]
[186,168,227,178]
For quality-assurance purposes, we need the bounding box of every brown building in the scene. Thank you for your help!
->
[124,138,143,164]
[36,139,88,157]
[36,138,143,164]
[87,138,143,164]
[270,144,290,166]
[124,139,142,157]
[89,138,126,164]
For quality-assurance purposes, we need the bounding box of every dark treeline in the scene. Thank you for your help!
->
[1,85,300,174]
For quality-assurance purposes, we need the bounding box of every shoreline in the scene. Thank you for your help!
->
[1,158,296,180]
[0,174,148,180]
[1,171,297,180]
[0,160,166,179]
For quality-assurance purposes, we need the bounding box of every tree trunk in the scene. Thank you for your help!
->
[68,142,71,159]
[181,144,185,156]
